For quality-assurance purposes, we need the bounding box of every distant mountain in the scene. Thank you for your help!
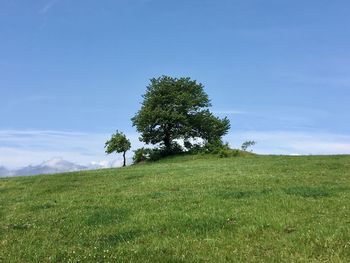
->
[0,157,127,178]
[0,166,11,177]
[13,158,89,176]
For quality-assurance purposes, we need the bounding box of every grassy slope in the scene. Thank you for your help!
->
[1,154,350,262]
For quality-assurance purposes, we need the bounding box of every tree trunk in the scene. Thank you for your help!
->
[163,135,171,153]
[162,124,173,153]
[123,151,126,167]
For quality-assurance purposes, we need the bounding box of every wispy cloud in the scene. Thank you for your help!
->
[212,110,246,115]
[39,0,60,14]
[225,130,350,155]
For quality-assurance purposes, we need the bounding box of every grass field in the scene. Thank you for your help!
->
[1,154,350,262]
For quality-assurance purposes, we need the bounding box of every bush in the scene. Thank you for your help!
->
[218,149,241,158]
[148,148,163,161]
[133,141,244,163]
[133,144,184,164]
[203,139,230,154]
[218,149,230,158]
[187,143,204,154]
[230,149,241,157]
[133,148,150,164]
[168,142,184,155]
[183,140,193,150]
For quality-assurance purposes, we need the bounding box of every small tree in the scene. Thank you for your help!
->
[241,140,256,152]
[105,131,131,167]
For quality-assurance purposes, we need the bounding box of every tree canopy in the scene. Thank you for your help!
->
[105,131,131,167]
[131,76,230,153]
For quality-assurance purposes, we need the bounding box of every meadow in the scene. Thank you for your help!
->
[1,154,349,262]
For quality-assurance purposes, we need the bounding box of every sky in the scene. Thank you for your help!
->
[1,0,350,169]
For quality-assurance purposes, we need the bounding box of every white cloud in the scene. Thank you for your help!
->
[224,130,350,155]
[0,129,349,170]
[0,130,143,169]
[212,109,246,115]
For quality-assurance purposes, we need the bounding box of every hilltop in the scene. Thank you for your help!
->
[1,154,349,262]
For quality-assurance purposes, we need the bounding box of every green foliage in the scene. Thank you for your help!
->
[218,149,246,158]
[184,139,241,157]
[183,139,193,150]
[241,140,256,151]
[132,147,164,164]
[147,148,164,161]
[105,130,131,166]
[105,130,131,155]
[218,149,232,158]
[131,76,230,152]
[133,144,184,164]
[133,148,150,164]
[202,139,230,154]
[1,155,350,262]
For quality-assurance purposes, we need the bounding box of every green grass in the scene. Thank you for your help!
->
[1,154,350,262]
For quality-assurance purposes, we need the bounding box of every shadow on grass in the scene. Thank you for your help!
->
[37,183,79,196]
[0,185,28,195]
[161,216,236,236]
[100,230,140,245]
[124,174,145,180]
[148,191,167,199]
[217,186,349,200]
[86,207,129,226]
[217,189,273,199]
[6,223,33,231]
[31,202,57,211]
[282,186,333,198]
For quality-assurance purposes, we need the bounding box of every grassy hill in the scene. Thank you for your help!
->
[1,154,350,262]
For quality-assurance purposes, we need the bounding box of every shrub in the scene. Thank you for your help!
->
[203,139,230,154]
[230,149,241,157]
[148,148,163,161]
[218,149,242,158]
[218,149,231,158]
[133,144,184,163]
[133,148,150,164]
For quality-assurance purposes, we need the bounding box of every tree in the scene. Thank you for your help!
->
[131,76,230,153]
[105,131,131,167]
[241,140,256,152]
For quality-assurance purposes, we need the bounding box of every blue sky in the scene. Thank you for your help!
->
[1,0,350,168]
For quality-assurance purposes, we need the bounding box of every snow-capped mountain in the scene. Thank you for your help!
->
[13,158,88,176]
[0,158,120,178]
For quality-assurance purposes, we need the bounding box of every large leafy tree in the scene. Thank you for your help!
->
[105,131,131,167]
[131,76,230,152]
